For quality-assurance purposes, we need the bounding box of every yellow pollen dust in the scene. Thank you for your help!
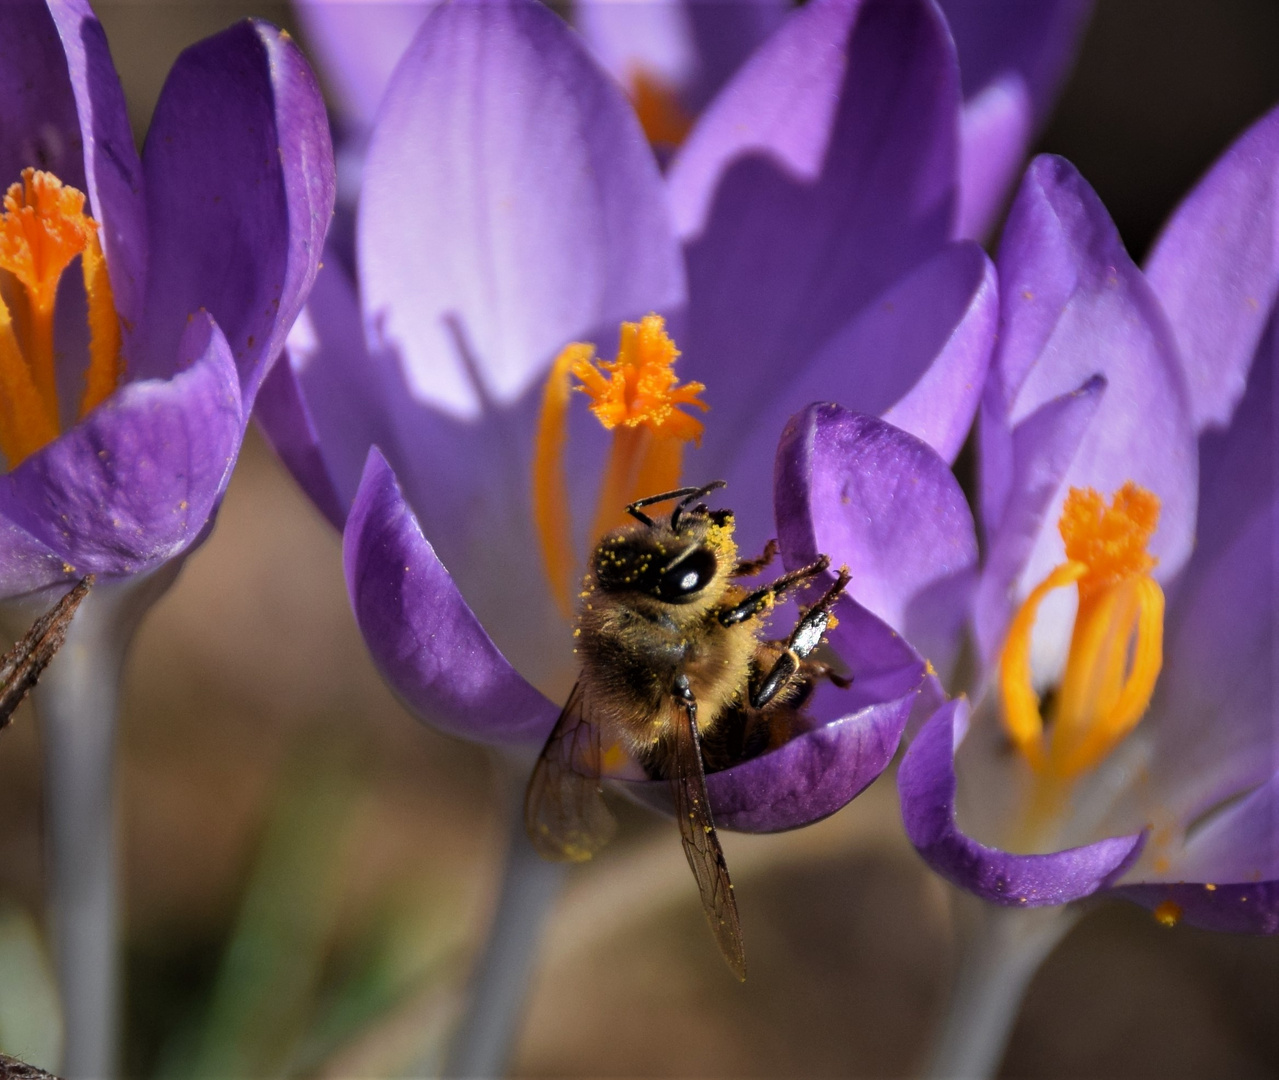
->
[999,483,1165,789]
[532,313,708,617]
[0,169,123,467]
[629,67,694,149]
[1153,899,1182,927]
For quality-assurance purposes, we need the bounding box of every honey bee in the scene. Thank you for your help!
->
[524,482,850,978]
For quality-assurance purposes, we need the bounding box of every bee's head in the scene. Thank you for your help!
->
[590,482,737,606]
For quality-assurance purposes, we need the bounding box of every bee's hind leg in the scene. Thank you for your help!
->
[750,567,852,710]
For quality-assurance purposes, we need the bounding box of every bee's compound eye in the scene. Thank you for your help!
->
[655,547,718,601]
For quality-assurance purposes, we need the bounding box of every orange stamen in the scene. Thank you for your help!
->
[0,294,57,464]
[532,314,708,616]
[629,67,693,149]
[0,169,123,466]
[79,230,123,417]
[999,484,1165,787]
[533,343,592,619]
[573,314,706,539]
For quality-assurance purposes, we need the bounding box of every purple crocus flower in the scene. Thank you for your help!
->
[295,0,1089,216]
[0,0,334,605]
[257,0,1014,833]
[888,107,1279,934]
[0,5,334,1073]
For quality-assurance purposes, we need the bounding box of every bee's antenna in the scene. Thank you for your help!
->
[626,484,703,526]
[671,480,727,533]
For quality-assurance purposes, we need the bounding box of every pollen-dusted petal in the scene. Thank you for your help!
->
[1059,482,1160,597]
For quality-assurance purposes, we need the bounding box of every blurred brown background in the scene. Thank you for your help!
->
[0,1,1277,1077]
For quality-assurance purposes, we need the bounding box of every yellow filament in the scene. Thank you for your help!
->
[0,291,57,464]
[0,169,123,466]
[998,560,1087,771]
[79,230,122,417]
[629,67,694,148]
[531,314,708,615]
[1058,576,1164,776]
[999,484,1165,785]
[533,343,592,619]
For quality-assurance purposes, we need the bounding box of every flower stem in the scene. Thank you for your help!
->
[923,895,1078,1080]
[23,568,178,1080]
[443,762,566,1078]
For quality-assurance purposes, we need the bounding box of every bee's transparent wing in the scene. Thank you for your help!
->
[0,576,92,733]
[671,694,746,980]
[524,681,617,861]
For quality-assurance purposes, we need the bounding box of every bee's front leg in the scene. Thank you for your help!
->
[750,567,851,710]
[732,539,779,578]
[717,555,830,628]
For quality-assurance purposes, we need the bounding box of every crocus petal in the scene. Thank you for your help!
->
[45,0,146,330]
[874,244,997,462]
[343,448,559,744]
[359,0,683,419]
[941,0,1093,239]
[1114,778,1279,934]
[622,688,917,834]
[954,76,1032,242]
[255,255,399,530]
[985,156,1197,623]
[1144,104,1279,433]
[0,312,241,594]
[254,356,346,532]
[973,374,1105,664]
[899,698,1147,906]
[0,2,85,193]
[667,0,958,441]
[1139,502,1278,833]
[1194,311,1278,568]
[1158,774,1279,886]
[1131,319,1277,823]
[774,403,978,679]
[138,19,335,404]
[294,0,435,133]
[941,0,1092,123]
[1115,882,1279,936]
[704,242,995,544]
[574,0,788,116]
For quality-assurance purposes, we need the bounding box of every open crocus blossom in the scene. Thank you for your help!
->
[0,0,333,605]
[0,4,333,1073]
[894,110,1279,935]
[255,0,1016,833]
